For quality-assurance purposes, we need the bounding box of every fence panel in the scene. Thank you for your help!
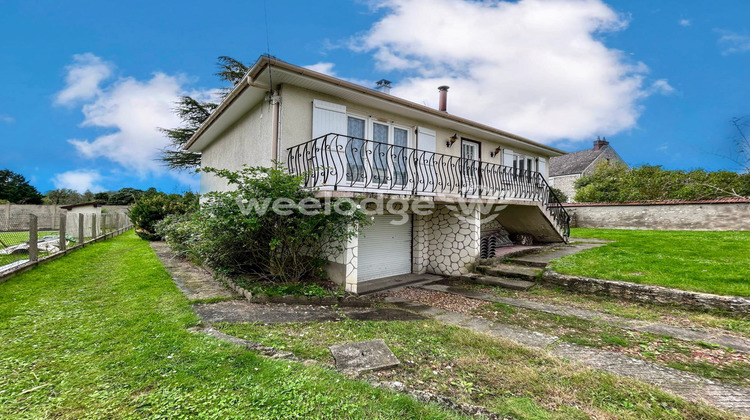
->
[0,211,132,276]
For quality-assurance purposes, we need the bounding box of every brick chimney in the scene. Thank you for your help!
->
[593,136,609,151]
[438,86,449,112]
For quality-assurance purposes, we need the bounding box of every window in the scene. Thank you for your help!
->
[346,116,366,182]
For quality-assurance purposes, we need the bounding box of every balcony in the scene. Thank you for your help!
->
[287,133,570,238]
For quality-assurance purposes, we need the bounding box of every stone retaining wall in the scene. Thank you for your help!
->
[1,203,130,231]
[542,271,750,315]
[413,205,480,277]
[565,200,750,231]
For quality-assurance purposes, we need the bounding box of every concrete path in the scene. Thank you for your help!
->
[150,242,234,301]
[510,242,606,267]
[194,300,426,324]
[422,283,750,354]
[386,296,750,417]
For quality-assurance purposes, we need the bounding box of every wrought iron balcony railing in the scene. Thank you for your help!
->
[287,133,570,238]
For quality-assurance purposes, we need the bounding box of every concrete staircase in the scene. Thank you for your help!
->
[459,241,608,292]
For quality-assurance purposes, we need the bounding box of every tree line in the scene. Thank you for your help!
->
[0,168,181,205]
[574,161,750,203]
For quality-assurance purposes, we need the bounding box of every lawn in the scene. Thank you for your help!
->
[551,229,750,296]
[0,232,461,419]
[221,320,734,419]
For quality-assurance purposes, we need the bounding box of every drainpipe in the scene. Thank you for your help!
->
[271,87,281,167]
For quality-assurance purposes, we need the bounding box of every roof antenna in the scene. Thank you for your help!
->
[263,0,274,96]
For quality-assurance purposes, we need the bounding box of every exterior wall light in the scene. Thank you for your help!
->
[446,134,458,147]
[490,147,502,158]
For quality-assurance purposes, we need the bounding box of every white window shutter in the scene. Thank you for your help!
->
[538,157,547,179]
[312,99,347,138]
[416,127,437,193]
[502,149,514,167]
[416,126,436,152]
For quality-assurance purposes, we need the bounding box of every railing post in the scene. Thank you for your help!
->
[59,213,67,251]
[78,213,85,245]
[28,214,38,262]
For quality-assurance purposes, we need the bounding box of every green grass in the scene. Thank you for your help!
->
[220,319,735,419]
[0,232,462,419]
[478,302,750,387]
[552,228,750,296]
[471,283,750,339]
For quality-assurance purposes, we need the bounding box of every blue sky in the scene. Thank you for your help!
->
[1,0,748,194]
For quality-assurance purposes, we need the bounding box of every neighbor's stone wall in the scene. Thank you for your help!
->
[548,174,579,203]
[1,203,130,231]
[413,205,480,276]
[566,201,750,231]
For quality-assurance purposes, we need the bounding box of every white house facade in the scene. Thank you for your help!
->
[185,56,570,294]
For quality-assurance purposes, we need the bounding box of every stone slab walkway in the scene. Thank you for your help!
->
[510,242,606,267]
[194,300,426,324]
[150,242,234,301]
[385,296,750,416]
[421,283,750,354]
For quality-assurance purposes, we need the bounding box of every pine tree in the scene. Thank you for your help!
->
[159,56,249,171]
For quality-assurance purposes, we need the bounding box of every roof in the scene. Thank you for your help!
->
[184,55,565,157]
[60,201,106,210]
[549,146,610,177]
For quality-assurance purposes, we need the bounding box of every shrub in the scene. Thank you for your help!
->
[161,164,369,283]
[129,192,198,240]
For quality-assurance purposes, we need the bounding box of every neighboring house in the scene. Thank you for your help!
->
[548,138,625,202]
[60,201,106,237]
[185,55,570,293]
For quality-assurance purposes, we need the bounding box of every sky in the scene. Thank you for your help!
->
[1,0,748,194]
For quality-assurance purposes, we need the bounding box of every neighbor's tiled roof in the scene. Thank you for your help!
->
[549,147,608,177]
[563,197,750,206]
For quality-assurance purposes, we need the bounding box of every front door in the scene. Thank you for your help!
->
[462,140,480,196]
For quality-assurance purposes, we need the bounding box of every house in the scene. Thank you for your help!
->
[60,201,106,237]
[185,55,570,294]
[548,138,625,202]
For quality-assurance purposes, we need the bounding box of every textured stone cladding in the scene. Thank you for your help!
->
[413,205,480,276]
[566,202,750,231]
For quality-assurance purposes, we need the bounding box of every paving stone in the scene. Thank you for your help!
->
[510,243,605,268]
[151,242,233,301]
[476,264,542,280]
[345,308,426,322]
[329,339,400,373]
[471,276,535,291]
[432,285,750,354]
[194,301,345,324]
[487,323,559,348]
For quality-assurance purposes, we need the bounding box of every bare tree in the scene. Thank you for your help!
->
[731,116,750,173]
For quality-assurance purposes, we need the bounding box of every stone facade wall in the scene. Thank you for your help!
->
[1,204,130,231]
[566,202,750,231]
[548,174,579,203]
[413,205,480,276]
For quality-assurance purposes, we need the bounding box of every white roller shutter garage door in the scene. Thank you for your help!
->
[357,214,412,282]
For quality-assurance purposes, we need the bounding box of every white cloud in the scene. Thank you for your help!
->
[0,114,14,124]
[304,62,376,89]
[304,62,337,75]
[55,53,114,106]
[56,54,212,184]
[52,170,104,192]
[351,0,672,143]
[717,30,750,55]
[679,19,691,27]
[647,79,675,95]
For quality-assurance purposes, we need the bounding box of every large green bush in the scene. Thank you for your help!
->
[129,192,198,240]
[574,161,750,203]
[157,165,369,283]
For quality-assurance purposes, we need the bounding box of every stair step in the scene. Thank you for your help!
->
[473,275,535,291]
[476,264,543,280]
[507,258,548,268]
